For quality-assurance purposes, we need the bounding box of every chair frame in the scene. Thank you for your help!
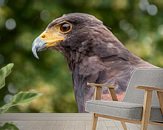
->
[87,83,163,130]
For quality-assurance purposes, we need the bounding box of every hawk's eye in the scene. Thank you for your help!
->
[60,22,72,33]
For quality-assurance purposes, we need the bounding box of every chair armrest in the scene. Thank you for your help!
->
[87,82,118,101]
[137,86,163,92]
[87,82,114,89]
[137,86,163,117]
[137,86,163,122]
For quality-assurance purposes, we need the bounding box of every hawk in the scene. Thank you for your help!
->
[32,13,155,112]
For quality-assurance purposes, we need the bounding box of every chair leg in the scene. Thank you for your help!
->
[141,90,152,130]
[121,121,127,130]
[92,113,98,130]
[141,124,148,130]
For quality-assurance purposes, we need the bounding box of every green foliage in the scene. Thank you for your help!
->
[0,64,42,129]
[0,63,14,89]
[11,91,42,105]
[0,64,19,129]
[0,0,163,112]
[0,91,42,113]
[0,64,42,113]
[0,123,19,130]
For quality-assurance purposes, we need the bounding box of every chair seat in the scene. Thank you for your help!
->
[85,100,163,122]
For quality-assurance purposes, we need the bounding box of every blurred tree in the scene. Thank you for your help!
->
[0,0,163,112]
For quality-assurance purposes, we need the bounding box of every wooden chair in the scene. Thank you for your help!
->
[85,68,163,130]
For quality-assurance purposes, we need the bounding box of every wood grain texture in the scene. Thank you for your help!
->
[0,113,162,129]
[92,113,98,130]
[137,86,163,92]
[157,91,163,114]
[87,83,114,89]
[94,86,102,100]
[141,90,152,130]
[121,121,127,130]
[109,88,118,101]
[0,113,127,130]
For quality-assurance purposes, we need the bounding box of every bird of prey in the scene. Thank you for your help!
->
[32,13,156,112]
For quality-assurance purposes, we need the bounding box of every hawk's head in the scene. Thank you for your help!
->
[32,13,104,59]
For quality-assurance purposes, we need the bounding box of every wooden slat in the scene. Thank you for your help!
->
[1,113,162,129]
[141,90,153,130]
[157,91,163,114]
[150,121,163,126]
[94,86,102,100]
[137,86,163,92]
[92,113,98,130]
[95,113,163,127]
[87,82,114,89]
[109,87,118,101]
[0,113,91,121]
[0,113,126,130]
[95,113,141,124]
[121,121,127,130]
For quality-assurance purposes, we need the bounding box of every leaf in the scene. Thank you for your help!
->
[0,122,19,130]
[0,103,12,113]
[11,91,42,105]
[0,91,42,113]
[0,63,14,89]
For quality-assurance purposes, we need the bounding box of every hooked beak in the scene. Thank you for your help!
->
[32,31,65,59]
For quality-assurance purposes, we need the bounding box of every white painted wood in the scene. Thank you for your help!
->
[0,113,134,130]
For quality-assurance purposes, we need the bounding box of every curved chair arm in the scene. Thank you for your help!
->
[137,86,163,92]
[87,82,114,89]
[87,82,118,101]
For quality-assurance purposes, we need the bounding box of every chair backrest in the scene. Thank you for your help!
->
[123,68,163,106]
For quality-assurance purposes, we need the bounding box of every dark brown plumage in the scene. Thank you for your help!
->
[32,13,156,112]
